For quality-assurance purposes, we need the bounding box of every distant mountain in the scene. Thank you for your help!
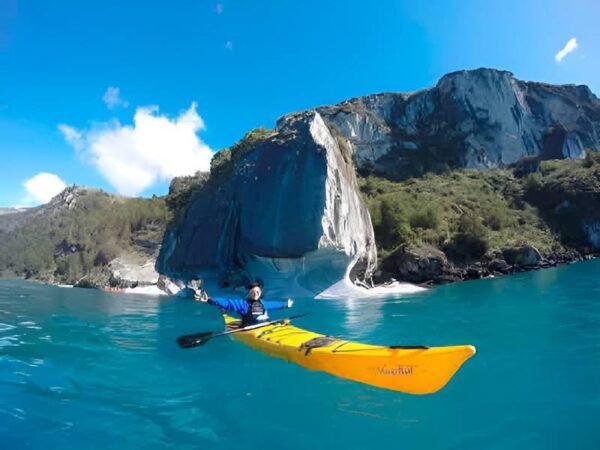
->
[0,186,169,287]
[0,207,27,216]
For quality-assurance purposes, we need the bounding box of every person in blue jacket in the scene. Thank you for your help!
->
[193,281,293,326]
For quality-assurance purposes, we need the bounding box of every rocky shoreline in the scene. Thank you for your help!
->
[70,245,599,293]
[375,244,599,287]
[6,246,597,296]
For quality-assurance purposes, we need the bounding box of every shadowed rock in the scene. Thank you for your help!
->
[157,112,377,292]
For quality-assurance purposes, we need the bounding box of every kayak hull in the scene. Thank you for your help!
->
[223,315,475,395]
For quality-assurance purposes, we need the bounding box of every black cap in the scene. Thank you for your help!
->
[246,281,262,290]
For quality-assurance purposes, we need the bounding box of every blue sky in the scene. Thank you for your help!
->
[1,0,598,206]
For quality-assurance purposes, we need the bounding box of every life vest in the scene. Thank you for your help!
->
[241,299,268,325]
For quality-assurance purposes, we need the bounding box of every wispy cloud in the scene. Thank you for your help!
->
[22,172,67,205]
[57,124,84,150]
[216,3,224,14]
[59,104,213,197]
[225,40,233,51]
[102,86,129,109]
[555,38,578,63]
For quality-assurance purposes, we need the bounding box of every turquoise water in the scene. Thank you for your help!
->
[1,261,599,450]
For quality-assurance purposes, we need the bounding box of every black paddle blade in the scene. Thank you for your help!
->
[177,331,214,349]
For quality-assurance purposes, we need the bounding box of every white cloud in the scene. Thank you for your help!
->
[555,38,578,63]
[58,124,84,150]
[59,103,213,197]
[22,173,67,205]
[102,86,128,109]
[225,40,233,50]
[216,3,224,14]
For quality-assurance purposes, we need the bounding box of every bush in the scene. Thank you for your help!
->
[362,176,384,198]
[94,241,120,266]
[210,150,232,175]
[410,205,441,230]
[523,172,543,193]
[444,213,489,263]
[458,213,487,236]
[445,233,488,263]
[377,197,413,249]
[230,127,272,159]
[582,149,600,168]
[484,206,511,231]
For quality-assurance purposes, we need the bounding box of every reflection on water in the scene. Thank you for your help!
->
[316,276,426,299]
[314,276,426,338]
[342,297,385,337]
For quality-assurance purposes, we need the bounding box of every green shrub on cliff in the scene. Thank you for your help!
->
[375,197,413,249]
[362,152,600,269]
[230,127,273,159]
[166,171,209,213]
[519,156,600,246]
[359,167,567,265]
[523,172,543,192]
[444,213,489,262]
[582,149,600,168]
[210,150,232,175]
[410,204,442,230]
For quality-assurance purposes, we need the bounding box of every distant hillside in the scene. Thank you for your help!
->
[0,187,169,286]
[0,207,27,216]
[360,152,600,284]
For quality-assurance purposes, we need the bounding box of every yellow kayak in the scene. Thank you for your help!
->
[223,314,476,395]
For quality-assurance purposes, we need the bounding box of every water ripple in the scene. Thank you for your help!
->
[1,264,600,449]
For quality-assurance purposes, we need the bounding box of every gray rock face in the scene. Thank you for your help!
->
[503,245,542,267]
[109,256,160,285]
[583,220,600,248]
[156,68,600,291]
[381,245,448,283]
[157,112,377,292]
[317,68,600,178]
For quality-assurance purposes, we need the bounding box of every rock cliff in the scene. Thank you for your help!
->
[157,68,600,290]
[318,68,599,179]
[157,112,377,292]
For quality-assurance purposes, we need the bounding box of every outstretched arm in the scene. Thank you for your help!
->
[262,298,294,310]
[193,288,249,315]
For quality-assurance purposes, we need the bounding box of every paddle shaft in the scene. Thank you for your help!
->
[177,313,309,348]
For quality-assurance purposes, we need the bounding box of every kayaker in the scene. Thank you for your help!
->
[193,281,293,326]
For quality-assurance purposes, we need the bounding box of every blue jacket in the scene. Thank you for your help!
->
[207,296,289,325]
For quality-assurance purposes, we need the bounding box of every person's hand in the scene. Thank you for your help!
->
[287,298,294,308]
[194,289,209,302]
